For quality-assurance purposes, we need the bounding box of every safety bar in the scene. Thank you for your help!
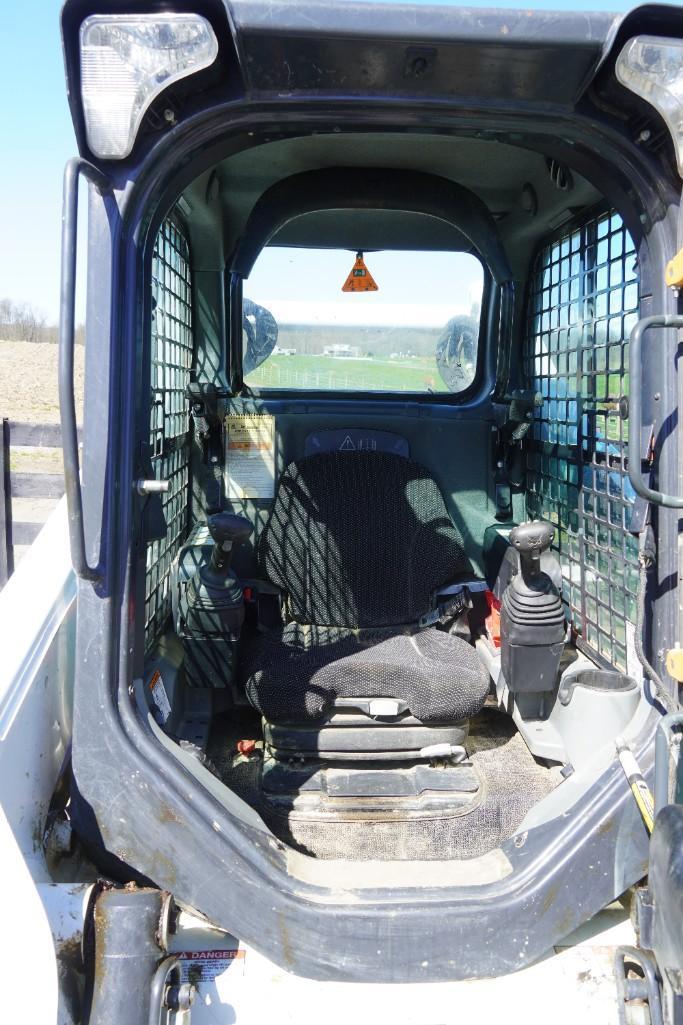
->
[628,314,683,508]
[654,711,683,814]
[59,158,110,583]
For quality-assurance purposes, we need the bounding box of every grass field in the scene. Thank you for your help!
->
[245,354,464,393]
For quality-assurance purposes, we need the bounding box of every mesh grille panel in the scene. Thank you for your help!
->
[145,218,193,647]
[523,210,639,673]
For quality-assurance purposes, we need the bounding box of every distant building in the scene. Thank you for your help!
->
[273,345,296,355]
[322,343,360,358]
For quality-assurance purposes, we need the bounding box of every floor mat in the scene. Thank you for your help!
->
[205,709,562,861]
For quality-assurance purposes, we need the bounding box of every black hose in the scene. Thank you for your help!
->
[636,528,677,714]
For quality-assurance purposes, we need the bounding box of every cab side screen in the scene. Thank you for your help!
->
[145,217,194,648]
[524,210,639,674]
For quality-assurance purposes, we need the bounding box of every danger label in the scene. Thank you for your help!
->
[177,948,245,981]
[225,414,275,499]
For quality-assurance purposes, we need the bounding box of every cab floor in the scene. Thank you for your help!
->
[206,709,561,861]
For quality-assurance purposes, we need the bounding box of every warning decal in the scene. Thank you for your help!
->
[177,949,246,982]
[342,252,378,293]
[148,670,171,724]
[225,414,275,500]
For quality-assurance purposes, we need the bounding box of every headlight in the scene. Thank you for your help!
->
[616,35,683,175]
[80,13,218,159]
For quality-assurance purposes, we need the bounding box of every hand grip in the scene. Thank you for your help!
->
[628,315,683,509]
[207,512,253,548]
[509,520,554,581]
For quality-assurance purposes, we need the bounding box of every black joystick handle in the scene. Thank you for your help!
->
[509,520,554,583]
[207,512,253,577]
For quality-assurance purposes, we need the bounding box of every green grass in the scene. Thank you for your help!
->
[245,354,463,393]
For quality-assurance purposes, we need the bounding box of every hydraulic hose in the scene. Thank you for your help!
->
[636,527,677,714]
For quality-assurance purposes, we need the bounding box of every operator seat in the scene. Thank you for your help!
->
[240,450,490,760]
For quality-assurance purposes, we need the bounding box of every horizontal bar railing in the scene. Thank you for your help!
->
[0,417,82,586]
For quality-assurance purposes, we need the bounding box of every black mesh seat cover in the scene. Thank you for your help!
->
[259,451,471,628]
[242,623,490,725]
[243,451,489,726]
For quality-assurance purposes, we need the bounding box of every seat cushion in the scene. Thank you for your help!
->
[241,623,490,726]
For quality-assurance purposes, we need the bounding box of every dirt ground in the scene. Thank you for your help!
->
[0,340,84,424]
[1,340,85,568]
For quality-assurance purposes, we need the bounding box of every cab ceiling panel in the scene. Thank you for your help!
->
[191,133,599,272]
[227,0,614,105]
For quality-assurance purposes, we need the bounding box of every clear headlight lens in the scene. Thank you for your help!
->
[616,35,683,175]
[80,13,218,159]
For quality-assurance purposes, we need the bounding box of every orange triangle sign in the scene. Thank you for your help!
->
[342,252,378,293]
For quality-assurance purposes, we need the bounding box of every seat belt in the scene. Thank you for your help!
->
[417,580,488,629]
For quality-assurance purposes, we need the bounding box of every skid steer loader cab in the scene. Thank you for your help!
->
[59,0,683,1003]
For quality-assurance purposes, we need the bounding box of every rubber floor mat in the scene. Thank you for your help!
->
[206,708,561,861]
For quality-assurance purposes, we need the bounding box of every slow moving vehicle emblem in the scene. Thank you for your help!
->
[342,251,378,292]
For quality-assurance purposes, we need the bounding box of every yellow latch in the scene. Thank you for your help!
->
[665,647,683,681]
[665,249,683,289]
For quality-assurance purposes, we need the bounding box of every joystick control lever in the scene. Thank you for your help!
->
[509,520,555,586]
[206,512,253,581]
[501,519,566,694]
[177,512,254,687]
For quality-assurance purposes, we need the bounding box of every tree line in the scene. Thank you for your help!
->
[0,298,85,345]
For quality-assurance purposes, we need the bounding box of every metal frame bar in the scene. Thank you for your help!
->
[654,711,683,813]
[0,419,11,586]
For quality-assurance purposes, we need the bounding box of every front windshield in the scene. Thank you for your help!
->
[242,247,484,394]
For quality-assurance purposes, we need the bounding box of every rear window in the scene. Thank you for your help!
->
[242,247,484,394]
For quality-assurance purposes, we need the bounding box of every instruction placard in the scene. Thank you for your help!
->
[225,414,275,500]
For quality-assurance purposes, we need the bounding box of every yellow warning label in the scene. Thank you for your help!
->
[225,413,275,499]
[342,252,378,293]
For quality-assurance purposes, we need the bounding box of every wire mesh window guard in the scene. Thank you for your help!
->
[145,217,193,647]
[524,209,639,673]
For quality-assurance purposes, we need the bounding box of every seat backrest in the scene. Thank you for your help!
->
[258,450,471,629]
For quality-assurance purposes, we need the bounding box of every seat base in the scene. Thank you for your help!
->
[264,712,468,762]
[261,754,483,819]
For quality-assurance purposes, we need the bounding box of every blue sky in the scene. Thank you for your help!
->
[2,0,637,324]
[1,4,76,323]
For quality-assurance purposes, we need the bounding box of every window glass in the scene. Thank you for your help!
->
[242,247,484,394]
